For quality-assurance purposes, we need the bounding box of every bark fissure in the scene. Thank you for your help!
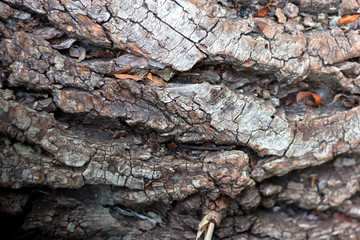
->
[2,0,360,239]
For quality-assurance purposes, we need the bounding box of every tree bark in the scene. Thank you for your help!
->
[1,0,360,239]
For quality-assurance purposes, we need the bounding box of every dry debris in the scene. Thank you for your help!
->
[254,0,277,18]
[196,197,229,240]
[1,0,360,239]
[296,91,323,107]
[113,73,142,81]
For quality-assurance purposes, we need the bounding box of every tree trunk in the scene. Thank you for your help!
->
[1,0,360,239]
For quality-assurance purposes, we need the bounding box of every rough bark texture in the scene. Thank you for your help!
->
[1,0,360,239]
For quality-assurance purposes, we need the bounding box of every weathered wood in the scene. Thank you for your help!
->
[1,0,360,239]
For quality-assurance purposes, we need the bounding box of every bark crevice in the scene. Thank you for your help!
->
[1,0,360,239]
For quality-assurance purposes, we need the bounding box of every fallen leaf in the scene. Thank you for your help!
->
[146,73,153,80]
[254,5,271,18]
[330,93,346,104]
[167,142,178,150]
[88,49,114,58]
[77,46,86,63]
[321,20,329,25]
[343,98,360,108]
[112,130,128,139]
[51,38,77,50]
[254,1,277,18]
[296,91,322,107]
[121,64,131,74]
[338,14,360,25]
[333,212,352,222]
[50,113,57,127]
[113,73,142,81]
[311,176,316,188]
[100,126,114,134]
[330,93,360,108]
[146,73,167,86]
[285,98,295,106]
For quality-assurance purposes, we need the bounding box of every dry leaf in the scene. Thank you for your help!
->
[112,130,128,139]
[51,38,77,50]
[113,73,142,81]
[285,98,295,106]
[254,1,277,18]
[321,20,329,25]
[330,93,360,108]
[330,93,347,104]
[296,91,322,107]
[50,113,57,127]
[338,14,360,25]
[121,64,131,74]
[333,212,353,222]
[167,142,178,150]
[254,6,271,18]
[88,49,113,58]
[146,73,167,86]
[77,46,86,63]
[311,176,316,188]
[343,98,360,108]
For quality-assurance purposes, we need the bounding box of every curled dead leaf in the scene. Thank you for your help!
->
[311,176,316,188]
[254,1,277,18]
[343,98,360,108]
[321,20,329,25]
[166,142,178,150]
[338,14,360,25]
[146,73,167,86]
[77,47,86,63]
[296,91,322,107]
[112,130,128,139]
[285,98,295,106]
[50,113,57,127]
[330,93,360,108]
[113,73,142,81]
[51,38,77,50]
[254,6,270,18]
[330,93,347,104]
[121,64,131,74]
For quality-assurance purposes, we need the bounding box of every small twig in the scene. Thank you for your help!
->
[177,72,201,76]
[196,197,229,240]
[205,222,215,240]
[113,207,157,224]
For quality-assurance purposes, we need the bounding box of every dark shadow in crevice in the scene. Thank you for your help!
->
[0,187,52,240]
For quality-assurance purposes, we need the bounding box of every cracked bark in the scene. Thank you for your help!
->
[1,0,360,239]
